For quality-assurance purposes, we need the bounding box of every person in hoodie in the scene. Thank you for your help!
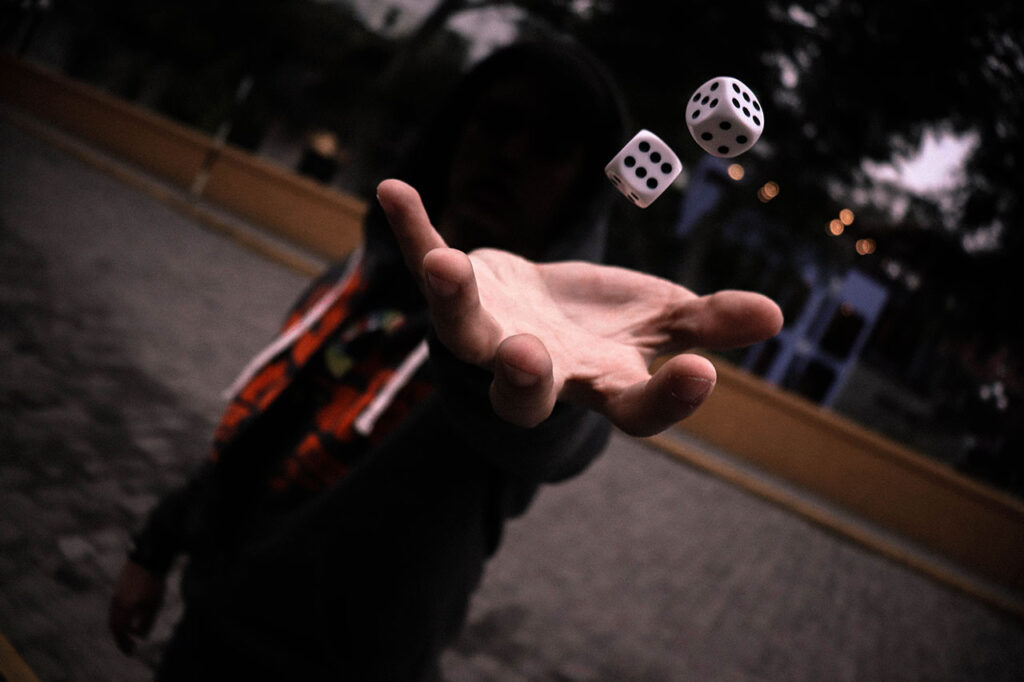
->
[109,39,782,680]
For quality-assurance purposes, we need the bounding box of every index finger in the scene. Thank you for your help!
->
[377,179,447,284]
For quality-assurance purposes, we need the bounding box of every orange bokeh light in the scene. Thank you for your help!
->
[856,238,876,255]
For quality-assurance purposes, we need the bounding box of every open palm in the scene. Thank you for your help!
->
[378,179,782,437]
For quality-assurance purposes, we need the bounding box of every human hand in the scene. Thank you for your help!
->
[377,179,783,437]
[109,559,166,655]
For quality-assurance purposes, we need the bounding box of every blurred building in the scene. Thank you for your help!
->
[673,156,1022,496]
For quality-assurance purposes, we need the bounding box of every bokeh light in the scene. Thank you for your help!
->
[757,181,779,203]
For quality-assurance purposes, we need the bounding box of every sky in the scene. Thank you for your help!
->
[863,130,977,195]
[347,0,520,61]
[347,0,436,35]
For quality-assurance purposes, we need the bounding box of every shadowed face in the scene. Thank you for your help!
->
[439,74,587,258]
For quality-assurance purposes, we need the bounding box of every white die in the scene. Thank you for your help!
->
[604,130,682,208]
[686,76,764,158]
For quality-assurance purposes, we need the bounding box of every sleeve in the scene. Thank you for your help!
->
[127,461,216,574]
[426,334,612,484]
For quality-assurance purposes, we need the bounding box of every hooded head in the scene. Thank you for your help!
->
[363,38,630,287]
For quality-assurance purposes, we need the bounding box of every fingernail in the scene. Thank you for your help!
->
[377,191,393,216]
[376,183,395,210]
[426,272,459,297]
[503,363,540,388]
[672,376,714,406]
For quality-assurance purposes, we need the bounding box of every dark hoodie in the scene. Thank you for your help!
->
[137,39,630,681]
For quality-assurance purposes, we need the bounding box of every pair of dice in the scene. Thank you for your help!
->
[605,76,763,208]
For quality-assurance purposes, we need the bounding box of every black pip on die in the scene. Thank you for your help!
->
[686,77,763,158]
[604,130,682,208]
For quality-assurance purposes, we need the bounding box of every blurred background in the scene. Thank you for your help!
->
[3,0,1022,496]
[6,0,1015,493]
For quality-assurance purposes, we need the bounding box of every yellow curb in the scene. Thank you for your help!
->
[647,431,1024,625]
[1,105,327,279]
[0,632,42,682]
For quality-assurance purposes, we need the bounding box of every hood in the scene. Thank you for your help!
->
[360,38,631,304]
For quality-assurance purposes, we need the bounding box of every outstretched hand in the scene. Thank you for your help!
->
[377,179,782,437]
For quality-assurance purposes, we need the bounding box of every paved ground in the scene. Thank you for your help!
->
[2,112,1024,681]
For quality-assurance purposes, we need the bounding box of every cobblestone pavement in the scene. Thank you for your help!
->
[2,113,1024,681]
